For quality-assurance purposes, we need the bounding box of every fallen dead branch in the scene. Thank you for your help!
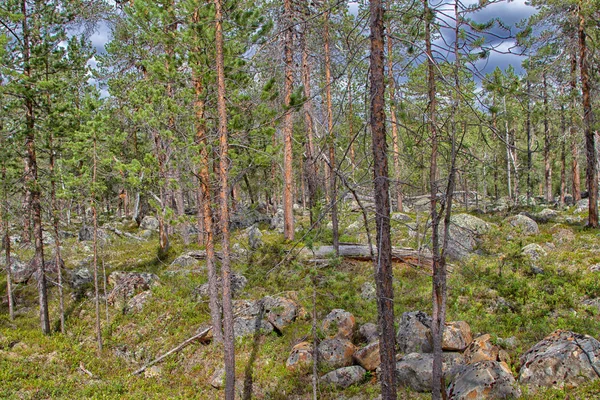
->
[132,326,213,376]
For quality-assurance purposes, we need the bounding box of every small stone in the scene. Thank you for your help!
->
[360,282,376,301]
[144,365,162,378]
[210,368,225,389]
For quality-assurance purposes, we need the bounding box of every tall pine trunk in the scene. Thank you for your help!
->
[543,73,552,203]
[369,1,396,399]
[193,64,222,342]
[215,1,235,398]
[579,8,598,227]
[386,26,403,212]
[282,0,295,240]
[324,9,338,254]
[570,49,581,201]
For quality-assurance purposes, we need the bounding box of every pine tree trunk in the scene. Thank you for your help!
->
[193,69,222,343]
[425,0,444,397]
[369,1,396,399]
[387,26,403,212]
[560,105,567,207]
[282,0,295,240]
[49,132,65,333]
[301,22,318,227]
[324,10,338,254]
[22,0,49,334]
[570,49,581,201]
[579,8,598,227]
[92,135,103,351]
[543,73,552,203]
[215,1,235,398]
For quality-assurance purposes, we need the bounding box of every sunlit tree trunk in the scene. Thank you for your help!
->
[282,0,295,240]
[386,25,403,212]
[324,9,338,254]
[215,1,235,397]
[579,7,597,227]
[369,1,396,398]
[570,49,581,201]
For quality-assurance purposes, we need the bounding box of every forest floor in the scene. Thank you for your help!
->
[2,202,600,399]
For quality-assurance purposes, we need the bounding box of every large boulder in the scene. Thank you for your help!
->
[270,208,285,233]
[139,216,160,231]
[464,334,500,365]
[521,243,547,261]
[444,214,490,260]
[321,365,366,388]
[353,341,380,371]
[394,352,465,392]
[536,208,559,222]
[575,199,589,213]
[78,225,109,242]
[193,274,247,299]
[443,321,472,351]
[397,311,432,353]
[318,338,356,369]
[359,323,379,344]
[2,256,34,284]
[506,214,539,236]
[231,296,299,337]
[246,225,263,250]
[68,265,93,291]
[286,342,313,372]
[447,361,521,399]
[322,309,356,340]
[397,311,472,353]
[518,330,600,390]
[107,271,159,307]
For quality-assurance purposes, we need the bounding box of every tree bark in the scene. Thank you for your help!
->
[215,1,235,398]
[425,0,444,397]
[369,1,396,399]
[543,73,552,203]
[92,135,103,351]
[22,0,50,334]
[387,25,403,212]
[579,7,598,227]
[324,9,339,255]
[193,69,222,343]
[301,20,319,227]
[570,49,581,201]
[282,0,295,240]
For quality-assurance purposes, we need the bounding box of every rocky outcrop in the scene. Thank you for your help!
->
[447,361,521,399]
[321,365,366,388]
[322,309,356,340]
[506,214,539,236]
[518,330,600,390]
[246,225,263,249]
[2,256,34,284]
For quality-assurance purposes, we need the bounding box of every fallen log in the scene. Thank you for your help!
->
[301,244,434,267]
[132,326,213,376]
[104,226,144,242]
